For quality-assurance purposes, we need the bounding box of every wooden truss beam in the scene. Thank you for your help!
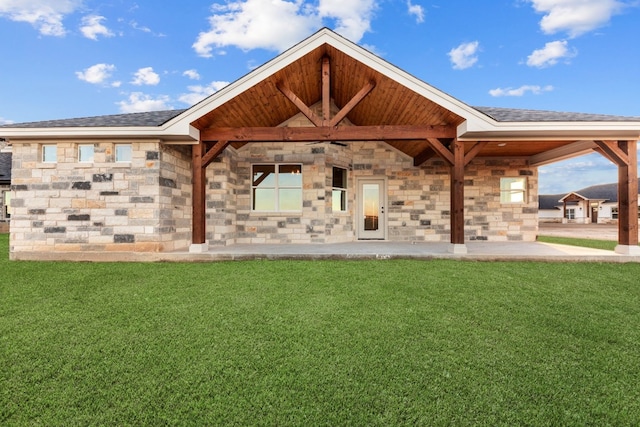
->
[276,54,375,128]
[202,125,456,142]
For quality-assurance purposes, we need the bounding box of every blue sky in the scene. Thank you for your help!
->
[1,0,638,193]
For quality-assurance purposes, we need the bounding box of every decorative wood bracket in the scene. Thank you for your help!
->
[594,140,630,166]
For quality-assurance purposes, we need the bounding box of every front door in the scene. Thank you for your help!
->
[357,178,386,239]
[591,205,598,223]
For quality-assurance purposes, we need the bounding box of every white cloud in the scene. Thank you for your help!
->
[193,0,378,57]
[317,0,377,42]
[447,41,480,70]
[526,40,575,68]
[489,85,554,97]
[178,81,230,105]
[76,63,117,85]
[117,92,172,113]
[183,69,201,80]
[131,67,160,86]
[528,0,626,38]
[407,0,424,23]
[0,117,14,125]
[80,15,114,40]
[0,0,82,36]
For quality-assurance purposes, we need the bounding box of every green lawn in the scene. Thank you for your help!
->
[536,235,619,251]
[2,233,640,426]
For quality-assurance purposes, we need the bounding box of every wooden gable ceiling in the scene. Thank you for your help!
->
[190,42,597,163]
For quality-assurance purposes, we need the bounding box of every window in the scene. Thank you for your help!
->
[2,190,10,219]
[252,164,302,211]
[332,167,347,212]
[500,177,526,203]
[115,144,132,163]
[78,144,94,162]
[42,145,57,163]
[565,208,575,220]
[612,207,619,219]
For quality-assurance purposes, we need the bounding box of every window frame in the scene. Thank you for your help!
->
[78,144,95,163]
[115,144,132,163]
[565,208,576,220]
[41,145,57,163]
[251,163,303,212]
[332,166,348,212]
[500,177,527,204]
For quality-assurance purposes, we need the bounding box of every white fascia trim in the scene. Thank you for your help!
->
[458,120,640,141]
[0,125,200,143]
[164,29,496,135]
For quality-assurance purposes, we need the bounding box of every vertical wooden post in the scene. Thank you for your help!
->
[616,140,638,250]
[322,56,331,124]
[450,139,466,251]
[191,141,207,246]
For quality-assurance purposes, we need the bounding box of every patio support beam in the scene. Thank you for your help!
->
[449,138,467,253]
[202,125,456,142]
[190,140,207,252]
[593,140,639,254]
[615,140,639,253]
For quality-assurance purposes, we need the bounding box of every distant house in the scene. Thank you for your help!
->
[0,141,11,232]
[539,179,640,224]
[1,28,639,259]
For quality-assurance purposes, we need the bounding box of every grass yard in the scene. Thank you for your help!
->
[536,235,619,251]
[2,233,640,426]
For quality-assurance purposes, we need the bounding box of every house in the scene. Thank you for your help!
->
[0,140,11,232]
[539,179,640,224]
[1,28,639,260]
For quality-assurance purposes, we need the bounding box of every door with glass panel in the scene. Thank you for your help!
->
[357,179,386,239]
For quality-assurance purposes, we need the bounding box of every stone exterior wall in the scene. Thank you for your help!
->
[9,140,192,255]
[203,140,538,245]
[8,132,539,256]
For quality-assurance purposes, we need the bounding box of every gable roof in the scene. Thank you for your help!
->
[540,178,640,208]
[1,28,639,164]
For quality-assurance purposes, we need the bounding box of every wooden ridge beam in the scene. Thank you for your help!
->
[202,125,456,142]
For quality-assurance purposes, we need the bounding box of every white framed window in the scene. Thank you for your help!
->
[78,144,94,163]
[42,145,57,163]
[565,208,575,220]
[500,177,526,203]
[611,207,619,219]
[115,144,132,163]
[332,167,347,212]
[252,164,302,212]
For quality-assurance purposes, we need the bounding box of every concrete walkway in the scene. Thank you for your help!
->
[154,240,639,263]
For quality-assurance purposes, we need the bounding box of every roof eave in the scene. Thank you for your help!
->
[458,120,640,141]
[0,125,200,143]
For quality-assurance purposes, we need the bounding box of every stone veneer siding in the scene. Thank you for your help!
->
[10,141,192,255]
[202,139,538,245]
